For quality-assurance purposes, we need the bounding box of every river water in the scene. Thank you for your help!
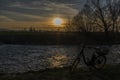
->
[0,44,120,73]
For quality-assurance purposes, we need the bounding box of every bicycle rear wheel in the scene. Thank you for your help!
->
[93,55,106,70]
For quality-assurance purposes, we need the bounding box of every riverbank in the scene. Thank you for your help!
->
[0,31,120,45]
[0,64,120,80]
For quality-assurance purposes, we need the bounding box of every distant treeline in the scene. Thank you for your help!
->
[0,31,120,45]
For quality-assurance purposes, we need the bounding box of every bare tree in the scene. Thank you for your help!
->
[90,0,109,33]
[91,0,120,32]
[79,3,98,32]
[65,3,96,32]
[65,18,77,32]
[107,0,120,32]
[65,0,120,33]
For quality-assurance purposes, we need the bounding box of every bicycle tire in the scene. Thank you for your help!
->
[93,55,107,70]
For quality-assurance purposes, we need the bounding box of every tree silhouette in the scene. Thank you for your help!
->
[66,0,120,33]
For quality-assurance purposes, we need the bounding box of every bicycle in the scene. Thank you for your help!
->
[70,44,108,72]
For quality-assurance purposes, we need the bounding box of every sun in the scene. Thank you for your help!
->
[53,18,63,26]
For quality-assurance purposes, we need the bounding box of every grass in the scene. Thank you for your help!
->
[0,64,120,80]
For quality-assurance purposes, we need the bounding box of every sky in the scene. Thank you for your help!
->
[0,0,86,30]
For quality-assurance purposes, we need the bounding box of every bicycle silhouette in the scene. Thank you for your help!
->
[70,44,109,72]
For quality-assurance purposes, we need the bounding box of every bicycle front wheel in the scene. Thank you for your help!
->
[93,55,106,70]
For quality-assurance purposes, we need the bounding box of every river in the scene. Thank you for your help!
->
[0,44,120,73]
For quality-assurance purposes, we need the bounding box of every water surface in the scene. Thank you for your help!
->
[0,44,120,73]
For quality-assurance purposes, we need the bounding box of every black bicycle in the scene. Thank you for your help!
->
[70,44,108,72]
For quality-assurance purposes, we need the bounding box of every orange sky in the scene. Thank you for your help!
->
[0,20,66,30]
[0,0,85,30]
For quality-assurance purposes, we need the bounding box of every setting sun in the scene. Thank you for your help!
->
[53,18,63,26]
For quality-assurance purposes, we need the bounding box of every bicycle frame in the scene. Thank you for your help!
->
[70,45,89,72]
[77,45,88,65]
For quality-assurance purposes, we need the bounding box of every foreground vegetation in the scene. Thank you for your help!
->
[0,64,120,80]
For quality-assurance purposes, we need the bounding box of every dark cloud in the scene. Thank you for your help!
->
[0,0,85,22]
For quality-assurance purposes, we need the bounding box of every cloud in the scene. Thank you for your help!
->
[0,15,15,22]
[0,0,86,29]
[0,10,49,22]
[0,0,84,22]
[44,2,78,16]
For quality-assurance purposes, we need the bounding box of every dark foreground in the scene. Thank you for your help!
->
[0,64,120,80]
[0,31,120,45]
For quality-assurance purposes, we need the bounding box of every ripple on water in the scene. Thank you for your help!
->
[0,44,120,73]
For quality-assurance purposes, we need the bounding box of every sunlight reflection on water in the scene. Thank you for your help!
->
[0,45,79,73]
[48,53,69,68]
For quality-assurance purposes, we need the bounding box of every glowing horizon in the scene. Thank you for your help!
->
[0,0,85,30]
